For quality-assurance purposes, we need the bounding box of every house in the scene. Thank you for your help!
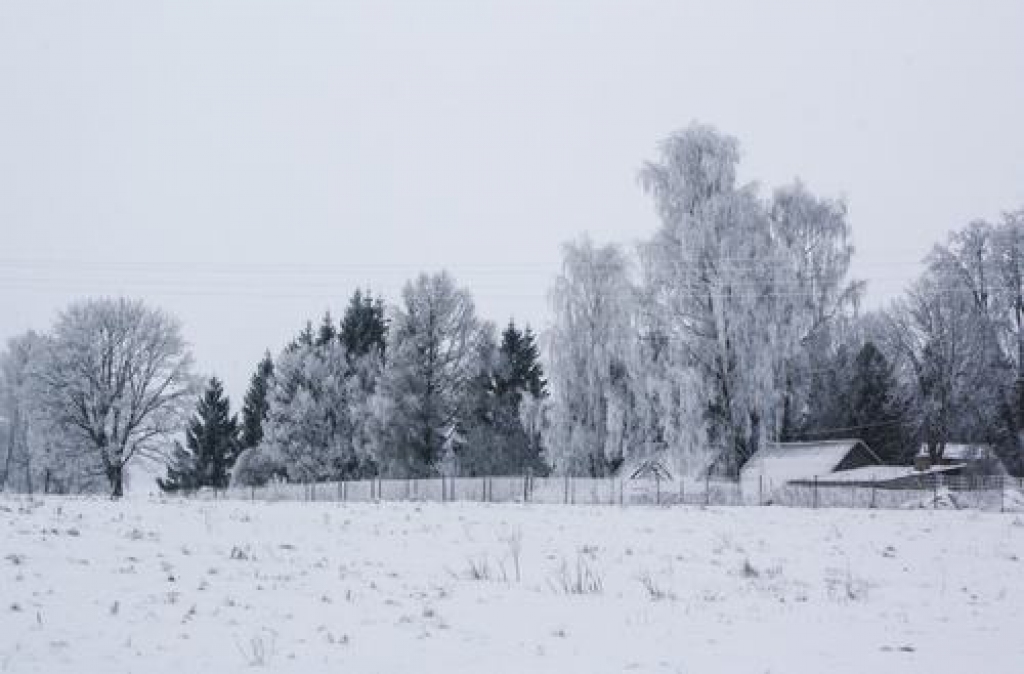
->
[740,439,882,491]
[916,443,1005,475]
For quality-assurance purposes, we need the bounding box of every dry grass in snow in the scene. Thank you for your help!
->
[2,497,1023,673]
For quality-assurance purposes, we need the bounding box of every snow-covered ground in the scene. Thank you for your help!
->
[2,498,1023,674]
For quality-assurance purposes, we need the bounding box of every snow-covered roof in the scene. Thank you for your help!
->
[917,443,995,461]
[812,464,964,484]
[740,440,880,485]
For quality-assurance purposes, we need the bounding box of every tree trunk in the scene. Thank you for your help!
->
[1,409,15,491]
[109,464,124,499]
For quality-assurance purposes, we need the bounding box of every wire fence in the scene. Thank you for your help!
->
[184,474,1024,512]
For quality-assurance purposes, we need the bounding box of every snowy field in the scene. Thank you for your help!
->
[2,498,1023,674]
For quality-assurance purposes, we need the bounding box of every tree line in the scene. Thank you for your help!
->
[2,123,1021,496]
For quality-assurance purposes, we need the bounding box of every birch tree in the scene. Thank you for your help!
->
[770,182,863,440]
[545,237,638,476]
[640,125,779,473]
[639,124,860,473]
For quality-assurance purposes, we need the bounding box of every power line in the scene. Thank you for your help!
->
[798,419,913,437]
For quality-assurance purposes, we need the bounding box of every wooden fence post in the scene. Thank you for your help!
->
[655,475,661,506]
[705,474,710,506]
[813,476,818,509]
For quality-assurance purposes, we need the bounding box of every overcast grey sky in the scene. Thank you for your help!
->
[2,0,1023,401]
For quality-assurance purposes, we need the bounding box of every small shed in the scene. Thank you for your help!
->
[740,439,882,489]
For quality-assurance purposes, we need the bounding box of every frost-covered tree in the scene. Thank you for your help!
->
[640,126,777,473]
[638,123,860,474]
[883,221,1022,472]
[262,337,371,481]
[231,444,287,487]
[1,332,40,492]
[338,289,388,470]
[36,298,197,497]
[991,210,1024,386]
[545,238,638,476]
[0,332,83,493]
[2,332,111,494]
[159,377,239,492]
[373,272,484,477]
[885,268,1009,463]
[769,182,863,440]
[240,290,389,484]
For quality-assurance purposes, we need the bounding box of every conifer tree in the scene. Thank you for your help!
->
[159,377,240,491]
[240,352,274,449]
[157,441,197,493]
[458,320,550,475]
[800,341,909,464]
[340,289,387,361]
[287,321,315,352]
[316,310,337,346]
[847,342,909,464]
[495,321,547,400]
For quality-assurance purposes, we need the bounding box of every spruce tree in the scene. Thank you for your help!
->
[495,321,547,400]
[800,341,909,464]
[159,377,240,491]
[801,345,854,441]
[848,341,909,464]
[240,352,274,449]
[340,289,387,360]
[458,320,550,475]
[316,310,337,346]
[287,321,315,352]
